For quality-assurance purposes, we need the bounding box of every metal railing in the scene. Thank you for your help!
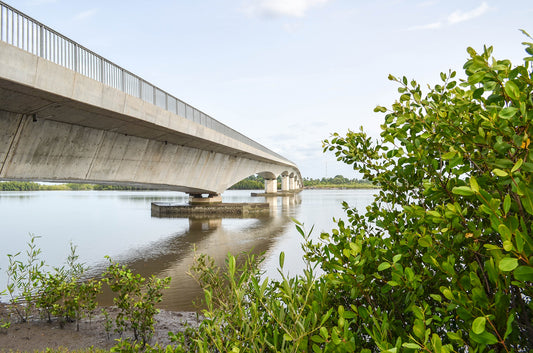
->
[0,1,292,164]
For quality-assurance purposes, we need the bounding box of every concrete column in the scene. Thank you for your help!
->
[188,193,222,204]
[265,178,277,194]
[281,174,290,191]
[289,176,295,190]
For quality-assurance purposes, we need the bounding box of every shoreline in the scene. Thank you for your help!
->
[0,303,199,351]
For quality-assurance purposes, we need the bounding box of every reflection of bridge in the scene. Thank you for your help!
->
[0,2,302,201]
[95,193,302,311]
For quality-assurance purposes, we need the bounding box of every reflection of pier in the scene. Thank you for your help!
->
[95,193,301,311]
[151,202,270,217]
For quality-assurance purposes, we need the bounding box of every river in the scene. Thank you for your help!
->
[0,189,376,311]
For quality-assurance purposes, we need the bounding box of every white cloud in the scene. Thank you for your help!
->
[408,2,489,31]
[244,0,331,18]
[447,2,489,24]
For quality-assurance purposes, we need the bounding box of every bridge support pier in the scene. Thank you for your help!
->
[289,176,295,190]
[265,178,277,194]
[281,174,290,191]
[188,193,222,205]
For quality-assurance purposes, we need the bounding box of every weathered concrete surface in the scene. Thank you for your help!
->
[151,202,270,217]
[0,110,298,193]
[0,41,302,193]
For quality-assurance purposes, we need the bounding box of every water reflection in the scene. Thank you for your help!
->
[94,194,301,311]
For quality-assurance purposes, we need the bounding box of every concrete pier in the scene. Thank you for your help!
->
[151,202,270,217]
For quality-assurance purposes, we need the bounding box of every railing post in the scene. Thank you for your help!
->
[39,24,43,57]
[99,57,102,83]
[74,43,78,72]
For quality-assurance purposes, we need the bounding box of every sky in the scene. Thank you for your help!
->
[7,0,533,179]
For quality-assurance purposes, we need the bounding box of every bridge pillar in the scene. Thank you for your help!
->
[188,193,222,204]
[265,178,277,194]
[289,176,296,190]
[281,174,290,191]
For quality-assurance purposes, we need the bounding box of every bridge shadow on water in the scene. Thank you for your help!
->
[92,195,302,311]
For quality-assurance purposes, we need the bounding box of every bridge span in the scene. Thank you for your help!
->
[0,2,301,201]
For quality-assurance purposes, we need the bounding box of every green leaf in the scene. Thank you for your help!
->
[452,186,474,196]
[470,330,499,345]
[378,262,391,271]
[279,252,285,269]
[511,159,523,173]
[418,236,432,248]
[503,194,511,215]
[504,313,515,340]
[469,176,479,193]
[493,168,508,177]
[442,151,457,160]
[513,266,533,281]
[392,254,402,263]
[402,343,421,349]
[503,240,514,252]
[472,316,486,334]
[499,257,518,272]
[505,81,520,100]
[499,107,518,119]
[520,187,533,215]
[498,224,512,240]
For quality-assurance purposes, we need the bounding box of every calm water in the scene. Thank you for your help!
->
[0,189,375,311]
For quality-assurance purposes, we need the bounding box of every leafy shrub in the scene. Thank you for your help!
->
[311,32,533,351]
[103,257,171,347]
[36,243,101,330]
[5,234,45,322]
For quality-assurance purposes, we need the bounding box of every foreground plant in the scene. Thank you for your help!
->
[103,257,171,347]
[5,234,45,322]
[172,226,334,353]
[36,243,102,330]
[311,32,533,351]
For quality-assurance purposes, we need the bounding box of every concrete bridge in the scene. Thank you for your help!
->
[0,2,301,202]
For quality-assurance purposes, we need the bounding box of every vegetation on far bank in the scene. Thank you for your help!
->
[0,181,150,192]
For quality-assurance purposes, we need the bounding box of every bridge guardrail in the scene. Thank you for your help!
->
[0,1,293,165]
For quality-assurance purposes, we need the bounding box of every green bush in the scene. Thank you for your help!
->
[312,33,533,351]
[36,243,101,330]
[103,257,171,347]
[6,234,45,322]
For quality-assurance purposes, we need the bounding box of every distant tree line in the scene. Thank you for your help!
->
[0,181,150,191]
[303,175,375,188]
[229,175,265,190]
[229,174,376,190]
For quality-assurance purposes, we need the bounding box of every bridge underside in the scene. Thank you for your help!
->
[0,41,301,194]
[0,110,298,193]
